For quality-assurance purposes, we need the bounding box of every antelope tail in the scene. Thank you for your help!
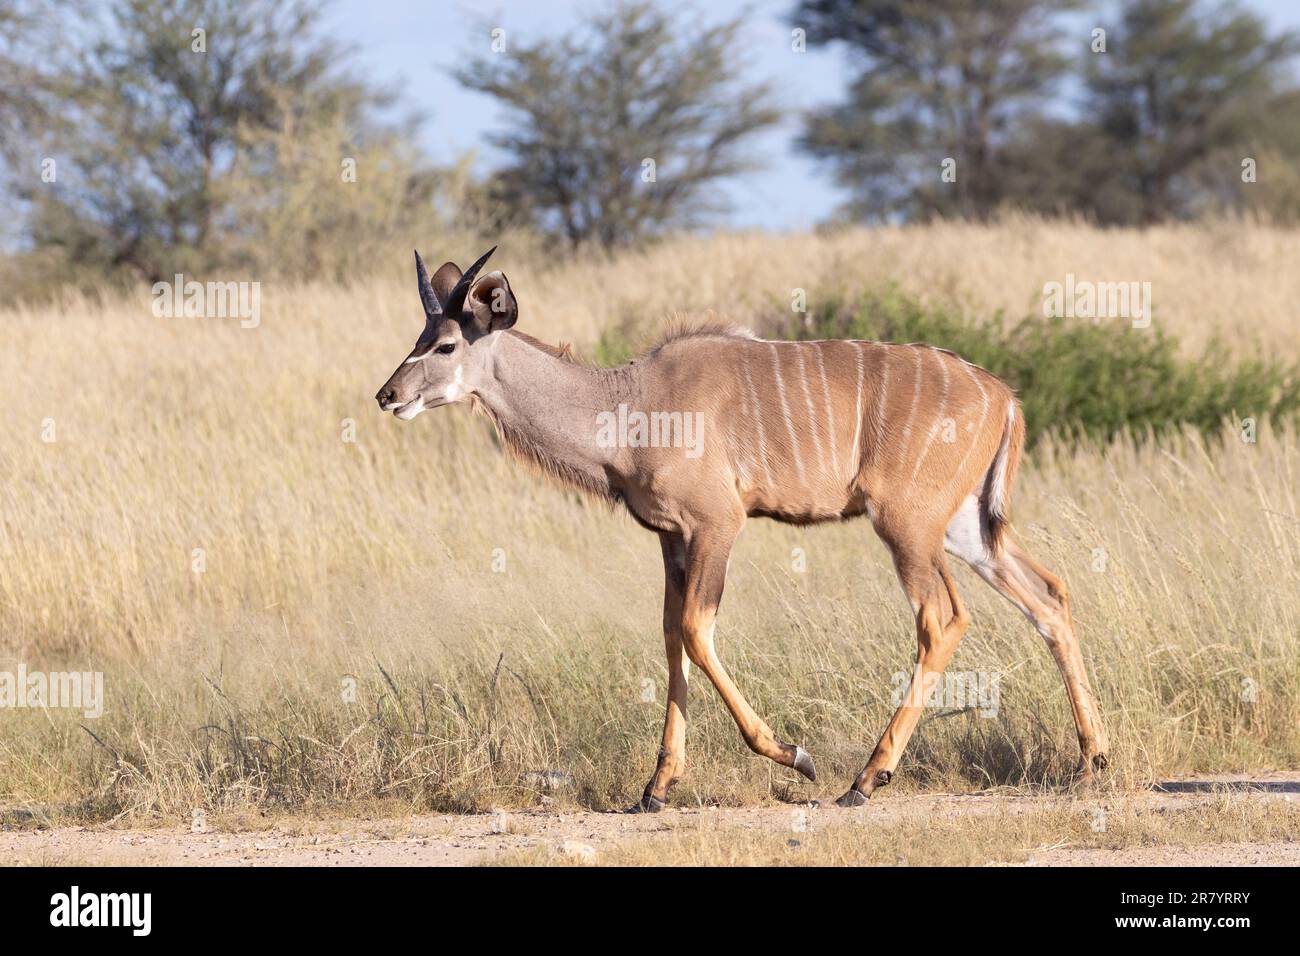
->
[980,399,1025,556]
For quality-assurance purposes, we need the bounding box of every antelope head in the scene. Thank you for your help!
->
[374,246,519,420]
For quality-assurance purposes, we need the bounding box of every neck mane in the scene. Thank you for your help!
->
[471,330,637,502]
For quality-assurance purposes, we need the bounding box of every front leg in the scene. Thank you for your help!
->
[677,519,817,783]
[632,533,690,812]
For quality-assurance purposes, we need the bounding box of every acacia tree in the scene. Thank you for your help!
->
[794,0,1074,221]
[0,1,63,156]
[1081,0,1298,224]
[20,0,415,282]
[796,0,1299,224]
[455,1,781,248]
[0,0,80,248]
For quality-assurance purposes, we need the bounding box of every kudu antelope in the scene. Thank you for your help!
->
[375,248,1110,810]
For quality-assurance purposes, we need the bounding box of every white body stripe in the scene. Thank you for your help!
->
[794,345,827,476]
[813,346,840,476]
[847,343,864,479]
[741,350,775,487]
[941,361,992,496]
[768,343,806,483]
[908,348,950,482]
[871,345,888,466]
[898,347,924,456]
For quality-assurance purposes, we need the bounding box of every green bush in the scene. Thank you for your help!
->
[778,287,1300,447]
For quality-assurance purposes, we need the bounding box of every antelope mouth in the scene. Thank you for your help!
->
[393,395,426,420]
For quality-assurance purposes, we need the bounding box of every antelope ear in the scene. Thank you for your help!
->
[468,271,518,332]
[430,261,462,311]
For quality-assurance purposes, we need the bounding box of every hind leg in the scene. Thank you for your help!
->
[946,502,1109,778]
[837,547,970,806]
[1000,537,1109,776]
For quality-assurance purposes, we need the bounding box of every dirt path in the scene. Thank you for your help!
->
[3,775,1297,866]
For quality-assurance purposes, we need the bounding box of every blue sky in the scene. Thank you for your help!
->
[326,0,1300,231]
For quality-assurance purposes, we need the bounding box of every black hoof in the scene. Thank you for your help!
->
[834,788,868,808]
[793,746,817,783]
[626,794,666,814]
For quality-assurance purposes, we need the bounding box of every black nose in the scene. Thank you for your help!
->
[375,386,394,408]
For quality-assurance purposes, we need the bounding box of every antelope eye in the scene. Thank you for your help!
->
[436,342,456,355]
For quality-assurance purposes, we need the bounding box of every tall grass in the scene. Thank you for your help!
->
[0,221,1297,823]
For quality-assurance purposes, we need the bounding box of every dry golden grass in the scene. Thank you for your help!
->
[518,214,1300,358]
[0,219,1296,824]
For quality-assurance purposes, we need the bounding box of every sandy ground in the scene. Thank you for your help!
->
[3,775,1297,867]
